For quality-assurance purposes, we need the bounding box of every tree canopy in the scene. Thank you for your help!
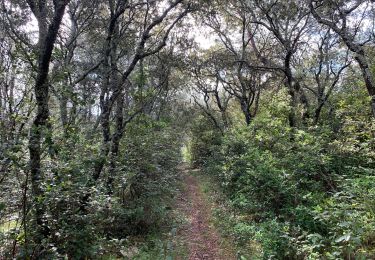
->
[1,0,375,258]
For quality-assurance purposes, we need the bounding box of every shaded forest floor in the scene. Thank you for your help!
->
[173,164,236,260]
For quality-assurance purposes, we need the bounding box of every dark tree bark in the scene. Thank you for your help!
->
[240,98,252,126]
[213,87,231,130]
[107,92,124,194]
[284,51,310,126]
[26,0,70,244]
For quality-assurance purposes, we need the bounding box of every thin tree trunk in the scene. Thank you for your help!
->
[60,95,68,128]
[107,93,124,194]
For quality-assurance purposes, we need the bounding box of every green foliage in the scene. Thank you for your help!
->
[310,174,375,258]
[93,116,183,243]
[0,114,184,258]
[2,1,375,258]
[189,89,375,259]
[189,114,223,167]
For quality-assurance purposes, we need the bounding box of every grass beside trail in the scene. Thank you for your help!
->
[129,179,189,260]
[190,169,263,260]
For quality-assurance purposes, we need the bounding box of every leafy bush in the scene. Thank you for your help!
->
[189,114,222,167]
[113,116,182,233]
[190,97,375,258]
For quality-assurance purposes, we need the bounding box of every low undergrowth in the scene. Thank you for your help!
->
[188,107,375,259]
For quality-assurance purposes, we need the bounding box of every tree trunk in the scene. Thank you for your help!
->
[240,99,252,126]
[60,94,68,128]
[314,103,324,125]
[284,53,309,126]
[27,0,69,245]
[355,53,375,116]
[288,88,297,128]
[107,93,125,194]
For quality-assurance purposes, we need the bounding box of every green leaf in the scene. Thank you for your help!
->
[335,233,351,243]
[0,202,5,212]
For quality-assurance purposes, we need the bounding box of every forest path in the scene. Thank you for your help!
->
[175,164,235,260]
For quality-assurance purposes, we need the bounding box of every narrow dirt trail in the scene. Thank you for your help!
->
[175,165,235,260]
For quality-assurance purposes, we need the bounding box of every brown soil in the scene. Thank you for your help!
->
[175,165,235,260]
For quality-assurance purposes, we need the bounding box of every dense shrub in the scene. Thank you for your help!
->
[99,116,183,238]
[14,116,183,258]
[189,114,223,167]
[190,99,375,258]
